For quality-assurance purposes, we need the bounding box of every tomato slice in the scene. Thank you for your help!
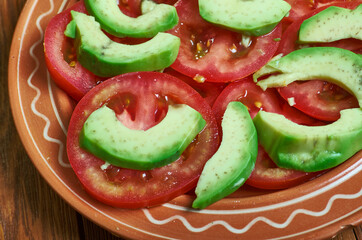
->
[212,76,283,122]
[119,0,142,17]
[283,0,355,23]
[44,1,102,101]
[163,68,226,106]
[275,2,361,121]
[245,146,323,190]
[67,72,219,208]
[44,1,142,101]
[167,0,282,82]
[211,77,324,190]
[280,100,330,126]
[278,1,362,55]
[278,80,359,121]
[284,0,318,23]
[153,0,178,4]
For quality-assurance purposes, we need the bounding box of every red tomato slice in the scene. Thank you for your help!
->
[211,77,324,190]
[276,2,361,121]
[167,0,282,82]
[284,0,318,23]
[212,76,283,122]
[278,81,359,121]
[278,1,362,55]
[153,0,178,4]
[119,0,142,17]
[283,0,355,23]
[67,72,219,208]
[280,101,330,126]
[44,1,101,101]
[44,1,142,101]
[163,68,226,106]
[245,146,323,190]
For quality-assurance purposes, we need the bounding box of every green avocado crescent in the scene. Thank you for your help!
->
[80,104,206,170]
[192,102,257,209]
[65,11,180,77]
[198,0,291,36]
[253,108,362,172]
[84,0,179,38]
[299,5,362,42]
[253,47,362,107]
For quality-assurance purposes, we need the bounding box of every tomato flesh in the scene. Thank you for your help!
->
[67,72,219,208]
[44,1,103,101]
[168,0,282,82]
[44,1,143,101]
[278,80,359,121]
[246,146,323,190]
[276,2,361,121]
[280,101,330,126]
[278,2,362,55]
[284,0,318,22]
[163,68,226,107]
[212,76,283,122]
[211,77,326,190]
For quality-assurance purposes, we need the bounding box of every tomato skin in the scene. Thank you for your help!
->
[283,0,357,23]
[154,0,178,4]
[245,146,323,190]
[284,0,318,23]
[44,1,144,101]
[168,0,282,82]
[163,68,226,107]
[275,1,361,121]
[278,1,362,55]
[118,0,141,17]
[212,76,283,122]
[44,1,102,101]
[211,77,326,190]
[67,72,219,208]
[278,81,359,122]
[280,101,330,126]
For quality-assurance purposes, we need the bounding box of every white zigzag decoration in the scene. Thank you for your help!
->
[143,188,362,236]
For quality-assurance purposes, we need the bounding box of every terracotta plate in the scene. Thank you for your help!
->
[8,0,362,239]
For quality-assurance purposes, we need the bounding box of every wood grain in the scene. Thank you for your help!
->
[0,0,360,239]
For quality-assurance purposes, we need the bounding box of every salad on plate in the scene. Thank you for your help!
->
[43,0,362,209]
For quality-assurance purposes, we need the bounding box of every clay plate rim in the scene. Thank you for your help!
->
[8,0,362,239]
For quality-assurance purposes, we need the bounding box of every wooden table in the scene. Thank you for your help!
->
[0,0,361,239]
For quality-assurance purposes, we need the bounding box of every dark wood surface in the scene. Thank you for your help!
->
[0,0,360,239]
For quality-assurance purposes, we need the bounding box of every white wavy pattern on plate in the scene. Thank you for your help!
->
[27,0,70,168]
[164,159,362,215]
[143,188,362,237]
[24,0,361,239]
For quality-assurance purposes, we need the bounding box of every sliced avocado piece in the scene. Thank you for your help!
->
[84,0,178,38]
[253,47,362,107]
[65,11,180,77]
[80,104,206,170]
[198,0,291,36]
[192,102,258,209]
[299,5,362,42]
[253,108,362,172]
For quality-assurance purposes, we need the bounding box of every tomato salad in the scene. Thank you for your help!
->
[43,0,362,208]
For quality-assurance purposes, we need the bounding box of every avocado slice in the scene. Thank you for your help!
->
[192,102,258,209]
[253,108,362,172]
[299,5,362,42]
[65,11,180,77]
[198,0,291,36]
[84,0,178,38]
[80,104,206,170]
[253,47,362,107]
